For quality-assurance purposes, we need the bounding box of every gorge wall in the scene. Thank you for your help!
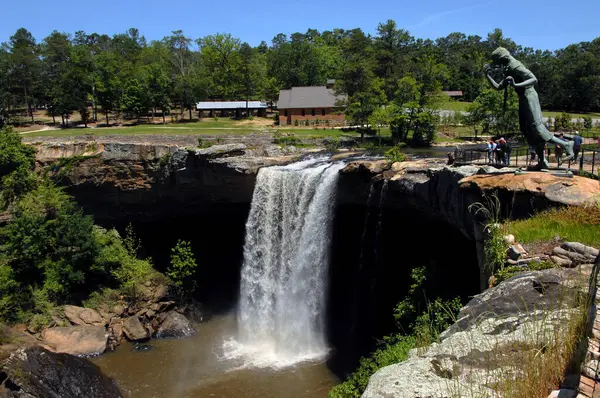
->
[28,139,599,374]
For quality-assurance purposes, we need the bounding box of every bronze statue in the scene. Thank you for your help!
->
[485,47,574,169]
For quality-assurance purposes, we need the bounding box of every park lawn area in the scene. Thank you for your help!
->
[25,123,359,139]
[541,110,600,119]
[443,100,472,112]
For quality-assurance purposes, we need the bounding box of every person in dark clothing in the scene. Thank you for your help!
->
[502,138,512,166]
[555,133,564,166]
[573,131,583,161]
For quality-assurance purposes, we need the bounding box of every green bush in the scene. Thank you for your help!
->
[384,145,407,163]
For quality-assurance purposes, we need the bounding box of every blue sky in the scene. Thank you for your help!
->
[1,0,599,50]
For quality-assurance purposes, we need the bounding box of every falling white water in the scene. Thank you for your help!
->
[223,158,344,368]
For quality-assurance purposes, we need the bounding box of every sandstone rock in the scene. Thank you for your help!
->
[152,284,170,302]
[503,234,515,245]
[341,160,392,175]
[122,317,149,341]
[108,320,124,343]
[363,268,589,398]
[554,246,590,264]
[551,255,573,267]
[157,311,194,338]
[459,172,600,207]
[146,309,155,318]
[507,243,527,260]
[42,326,107,356]
[1,346,122,397]
[63,305,106,327]
[111,305,125,316]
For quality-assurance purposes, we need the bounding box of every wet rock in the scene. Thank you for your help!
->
[157,311,194,338]
[122,317,149,341]
[132,344,154,352]
[42,326,108,356]
[63,305,106,327]
[108,320,124,344]
[1,346,122,397]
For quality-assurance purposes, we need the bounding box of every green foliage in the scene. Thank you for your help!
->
[110,225,153,299]
[583,116,593,130]
[82,288,120,311]
[333,266,463,397]
[466,88,519,136]
[329,335,417,398]
[0,127,36,206]
[468,194,508,274]
[556,112,572,131]
[273,132,301,146]
[158,153,172,168]
[167,240,198,296]
[384,145,407,163]
[323,137,341,151]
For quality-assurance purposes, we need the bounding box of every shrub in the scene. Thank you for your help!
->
[468,193,507,275]
[384,145,407,163]
[583,116,593,130]
[324,137,341,151]
[167,240,198,297]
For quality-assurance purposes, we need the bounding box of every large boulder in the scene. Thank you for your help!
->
[122,317,148,341]
[362,266,592,398]
[156,311,194,338]
[1,346,122,398]
[42,326,108,356]
[63,305,106,326]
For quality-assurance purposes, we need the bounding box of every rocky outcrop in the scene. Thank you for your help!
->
[156,311,194,338]
[1,346,122,397]
[122,317,149,342]
[62,305,106,327]
[459,171,600,207]
[363,263,594,398]
[340,161,600,289]
[42,326,108,356]
[26,138,317,222]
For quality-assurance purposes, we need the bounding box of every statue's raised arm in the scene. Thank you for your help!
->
[485,47,574,169]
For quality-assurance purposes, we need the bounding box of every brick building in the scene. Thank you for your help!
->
[277,85,346,125]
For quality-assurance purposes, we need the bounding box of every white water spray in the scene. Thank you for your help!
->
[224,158,344,368]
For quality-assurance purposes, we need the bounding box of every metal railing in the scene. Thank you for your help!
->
[456,145,599,179]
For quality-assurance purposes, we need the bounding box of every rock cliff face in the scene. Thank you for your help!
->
[30,140,304,222]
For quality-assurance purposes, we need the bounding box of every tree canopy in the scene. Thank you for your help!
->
[0,24,598,128]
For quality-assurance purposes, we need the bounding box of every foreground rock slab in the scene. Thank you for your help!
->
[1,346,122,397]
[362,266,592,398]
[42,326,108,356]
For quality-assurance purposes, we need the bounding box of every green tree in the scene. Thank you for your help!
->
[0,126,36,205]
[8,28,40,123]
[167,240,198,296]
[466,87,519,136]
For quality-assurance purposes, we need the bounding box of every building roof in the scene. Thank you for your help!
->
[442,91,464,97]
[196,101,267,110]
[277,86,346,109]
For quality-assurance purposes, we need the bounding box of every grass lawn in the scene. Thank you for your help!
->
[506,205,600,247]
[443,101,472,112]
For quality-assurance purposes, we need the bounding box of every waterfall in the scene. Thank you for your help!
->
[225,158,344,368]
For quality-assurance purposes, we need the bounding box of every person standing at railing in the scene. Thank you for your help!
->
[573,131,583,161]
[502,138,512,166]
[486,140,497,164]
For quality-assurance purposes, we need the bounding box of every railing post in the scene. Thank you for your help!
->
[580,149,585,171]
[515,149,518,167]
[592,151,596,176]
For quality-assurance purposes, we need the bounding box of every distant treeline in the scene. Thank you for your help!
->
[0,22,599,125]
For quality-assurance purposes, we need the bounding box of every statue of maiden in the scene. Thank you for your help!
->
[485,47,574,168]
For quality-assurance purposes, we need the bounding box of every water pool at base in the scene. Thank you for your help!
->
[91,314,339,398]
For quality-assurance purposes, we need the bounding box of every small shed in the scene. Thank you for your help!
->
[196,101,267,118]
